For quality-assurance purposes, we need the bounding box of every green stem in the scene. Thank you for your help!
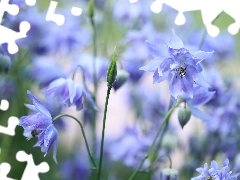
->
[142,154,172,172]
[128,155,148,180]
[151,120,169,163]
[72,65,87,86]
[97,86,111,180]
[52,114,97,169]
[128,104,179,180]
[148,104,178,156]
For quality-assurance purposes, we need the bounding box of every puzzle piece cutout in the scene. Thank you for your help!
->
[0,0,31,54]
[0,151,49,180]
[0,100,19,136]
[71,6,82,16]
[46,1,65,26]
[46,1,83,25]
[0,163,16,180]
[0,0,19,22]
[25,0,37,6]
[0,99,9,111]
[16,151,50,180]
[0,116,19,136]
[150,0,240,37]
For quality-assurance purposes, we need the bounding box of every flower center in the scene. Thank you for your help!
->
[204,174,217,180]
[31,130,42,137]
[175,65,187,78]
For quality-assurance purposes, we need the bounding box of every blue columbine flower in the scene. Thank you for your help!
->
[19,91,59,163]
[191,158,237,180]
[140,30,213,99]
[44,78,97,111]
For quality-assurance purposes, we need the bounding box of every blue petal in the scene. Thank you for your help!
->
[82,85,98,111]
[139,59,162,72]
[24,104,38,112]
[43,78,65,95]
[188,105,213,122]
[75,96,83,110]
[211,160,218,170]
[181,74,193,98]
[19,113,52,131]
[34,131,44,147]
[153,69,167,84]
[195,73,210,87]
[188,86,215,106]
[169,29,184,49]
[27,91,52,119]
[193,50,214,62]
[43,124,59,163]
[169,74,182,99]
[145,40,169,58]
[67,79,77,103]
[222,159,229,168]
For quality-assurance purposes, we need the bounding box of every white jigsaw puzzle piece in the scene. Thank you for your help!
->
[0,162,16,180]
[25,0,37,6]
[0,116,19,136]
[71,6,82,16]
[0,0,19,23]
[16,151,50,180]
[0,21,30,54]
[0,0,31,54]
[46,1,65,26]
[150,0,240,36]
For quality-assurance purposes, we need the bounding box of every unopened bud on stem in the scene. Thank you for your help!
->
[178,108,191,128]
[107,54,117,88]
[88,0,94,19]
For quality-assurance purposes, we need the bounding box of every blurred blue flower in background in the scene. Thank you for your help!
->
[32,56,67,88]
[188,31,236,64]
[39,10,91,55]
[108,125,151,168]
[113,0,151,27]
[0,76,16,101]
[72,53,109,82]
[44,78,97,110]
[140,30,213,99]
[122,23,165,61]
[60,150,89,180]
[19,91,59,163]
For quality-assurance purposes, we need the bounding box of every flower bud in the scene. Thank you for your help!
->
[178,108,191,128]
[88,0,94,19]
[107,54,117,88]
[113,69,129,91]
[0,54,11,73]
[160,168,178,180]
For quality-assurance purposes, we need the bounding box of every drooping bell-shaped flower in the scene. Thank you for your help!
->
[44,78,97,111]
[19,91,59,163]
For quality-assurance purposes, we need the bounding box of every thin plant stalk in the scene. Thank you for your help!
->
[53,114,97,169]
[97,86,112,180]
[128,103,179,180]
